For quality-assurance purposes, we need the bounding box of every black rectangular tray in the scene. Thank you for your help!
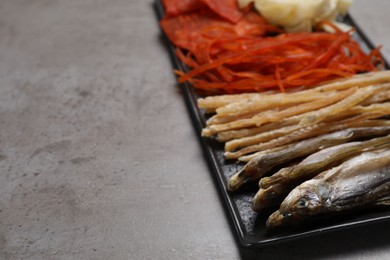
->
[154,1,390,247]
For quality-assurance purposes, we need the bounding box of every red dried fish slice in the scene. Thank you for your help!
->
[162,0,206,17]
[201,0,244,23]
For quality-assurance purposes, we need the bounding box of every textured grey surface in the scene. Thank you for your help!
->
[0,0,389,259]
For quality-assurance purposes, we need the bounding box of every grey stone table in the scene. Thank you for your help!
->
[0,0,389,259]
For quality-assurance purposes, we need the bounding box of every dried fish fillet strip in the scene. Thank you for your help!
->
[298,85,382,126]
[212,70,390,117]
[218,101,390,144]
[216,121,290,142]
[211,91,330,121]
[198,93,268,113]
[253,89,355,127]
[202,89,355,136]
[226,110,390,160]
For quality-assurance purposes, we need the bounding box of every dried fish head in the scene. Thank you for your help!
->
[228,153,278,191]
[266,180,329,229]
[253,184,284,211]
[227,163,259,191]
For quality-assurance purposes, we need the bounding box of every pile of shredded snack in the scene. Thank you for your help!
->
[161,0,383,93]
[161,0,390,230]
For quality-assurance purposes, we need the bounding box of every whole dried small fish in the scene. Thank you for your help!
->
[227,126,390,191]
[266,149,390,230]
[253,134,390,211]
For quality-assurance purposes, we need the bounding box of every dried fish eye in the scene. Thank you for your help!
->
[296,198,308,208]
